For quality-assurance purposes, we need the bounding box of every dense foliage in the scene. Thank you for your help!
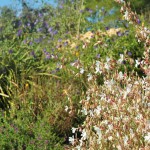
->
[0,0,149,149]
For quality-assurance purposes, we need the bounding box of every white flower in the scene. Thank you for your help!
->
[99,93,106,101]
[87,73,93,81]
[79,139,83,146]
[72,127,77,133]
[103,120,108,125]
[123,84,132,99]
[86,95,90,101]
[123,135,128,146]
[124,10,129,20]
[95,61,102,74]
[65,106,69,112]
[144,132,150,143]
[108,136,113,141]
[126,84,132,93]
[94,105,101,115]
[118,54,124,64]
[118,71,124,80]
[94,126,101,135]
[81,108,88,115]
[138,39,141,43]
[117,145,122,150]
[104,62,110,70]
[71,62,75,66]
[96,60,100,66]
[108,124,113,131]
[69,136,75,145]
[80,68,84,74]
[116,132,120,138]
[89,110,94,117]
[106,57,110,62]
[104,79,115,90]
[75,145,81,150]
[130,129,135,138]
[57,62,62,69]
[135,59,140,68]
[93,126,102,140]
[81,129,87,140]
[120,0,125,3]
[135,113,143,120]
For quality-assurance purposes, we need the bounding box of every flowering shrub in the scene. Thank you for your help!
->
[0,0,149,149]
[69,0,150,149]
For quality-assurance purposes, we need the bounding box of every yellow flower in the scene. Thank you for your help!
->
[63,89,68,95]
[75,51,79,57]
[25,83,29,89]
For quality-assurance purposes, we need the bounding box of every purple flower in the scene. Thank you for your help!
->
[30,51,36,58]
[27,23,30,27]
[137,19,141,24]
[117,31,122,36]
[121,60,126,64]
[43,22,49,28]
[43,48,47,53]
[64,41,68,46]
[17,29,22,36]
[88,9,93,13]
[38,13,43,18]
[48,27,53,33]
[34,38,39,43]
[45,52,51,59]
[9,49,13,54]
[58,38,62,42]
[29,41,33,46]
[59,5,63,9]
[37,28,43,32]
[80,10,84,13]
[76,46,79,49]
[18,20,22,27]
[127,51,132,56]
[35,38,42,43]
[23,40,27,44]
[46,54,50,60]
[96,54,100,58]
[39,37,43,42]
[30,23,34,29]
[53,30,58,35]
[125,23,129,28]
[105,27,109,30]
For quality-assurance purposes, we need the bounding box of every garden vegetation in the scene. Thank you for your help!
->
[0,0,149,149]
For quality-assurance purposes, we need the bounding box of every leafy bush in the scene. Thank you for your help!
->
[0,0,149,149]
[0,109,63,150]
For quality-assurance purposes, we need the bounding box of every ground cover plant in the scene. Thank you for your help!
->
[0,0,149,149]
